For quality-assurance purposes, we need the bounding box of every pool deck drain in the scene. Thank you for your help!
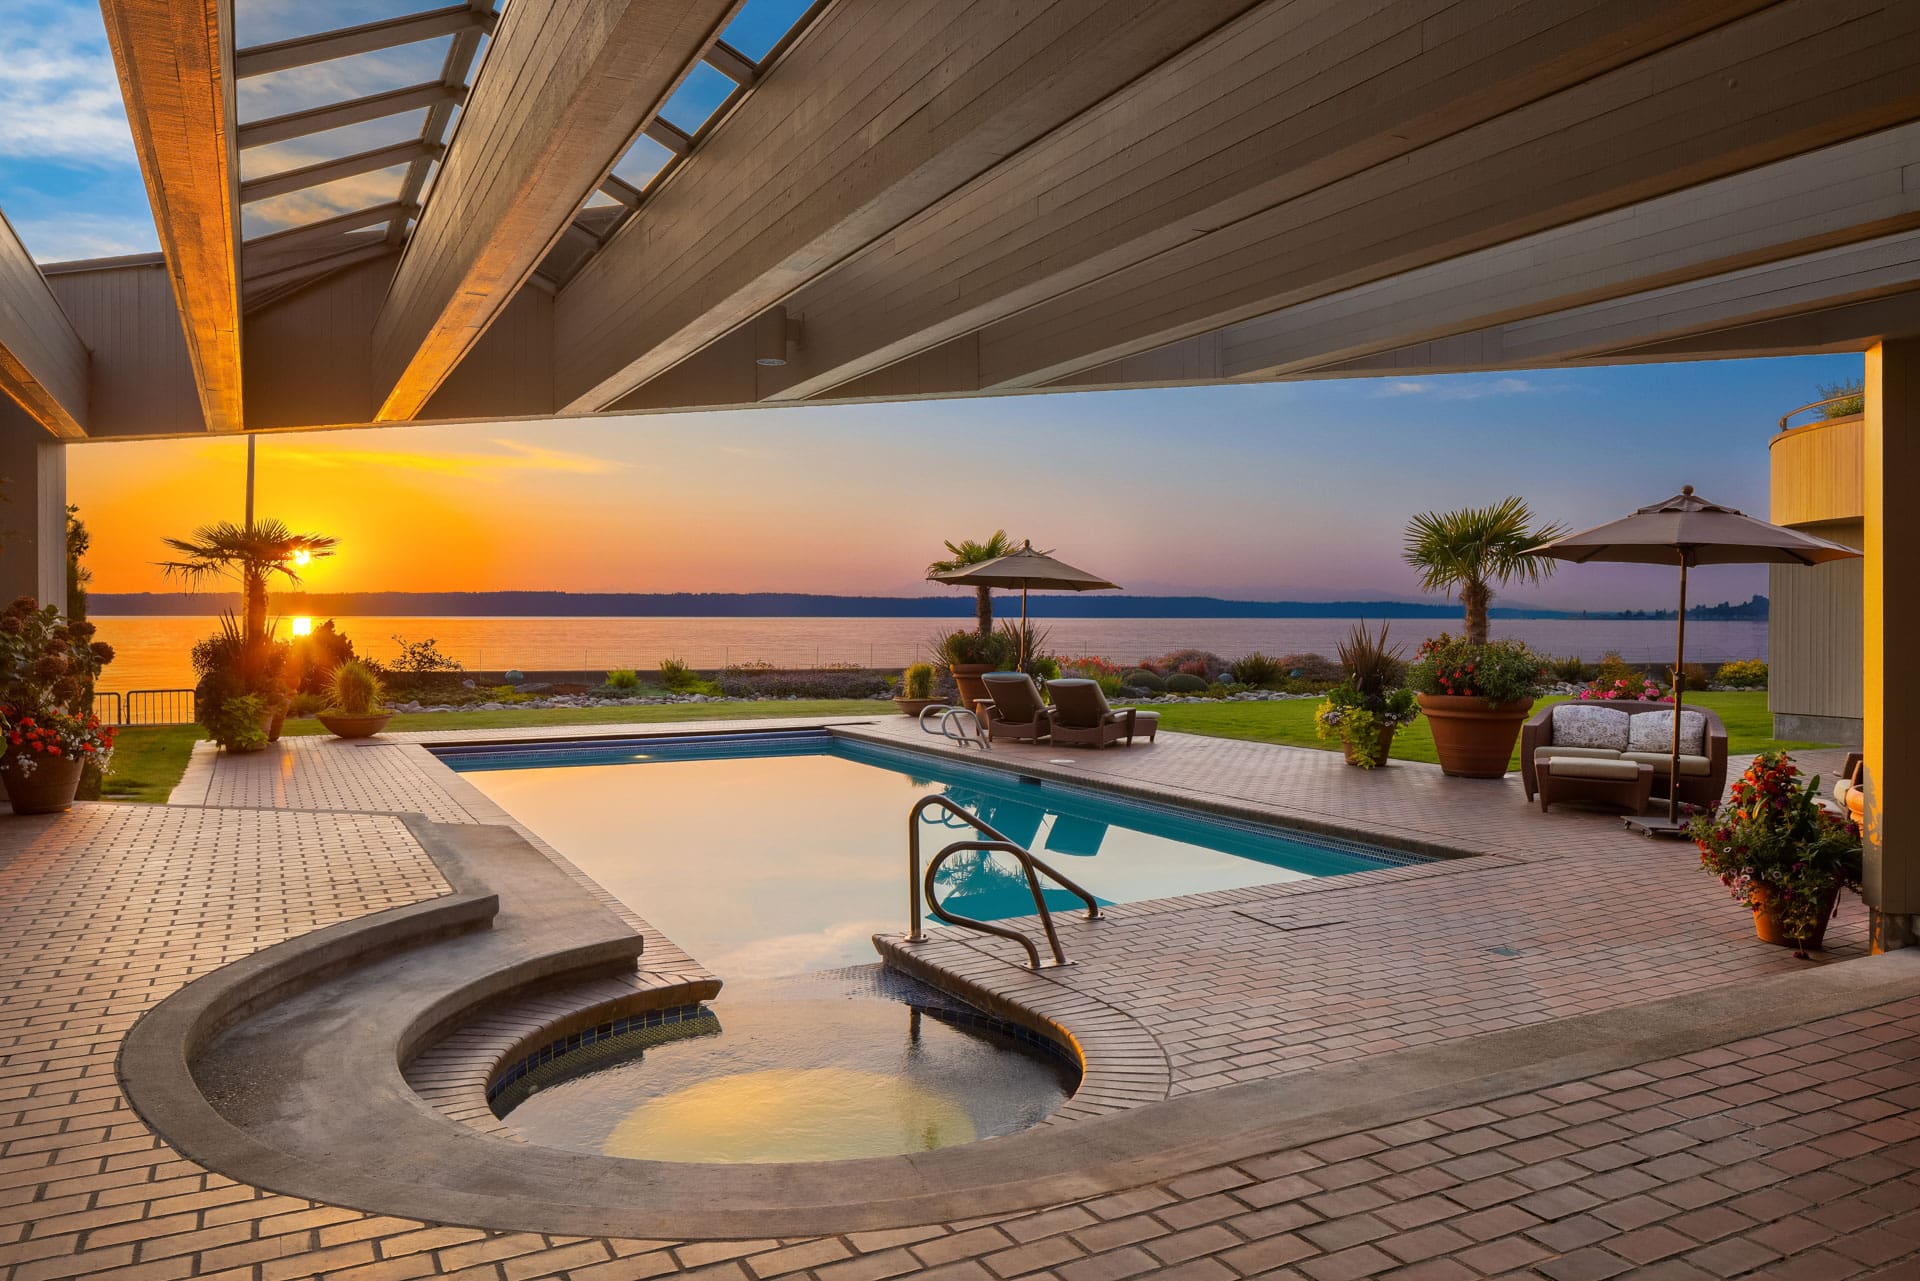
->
[2,716,1912,1279]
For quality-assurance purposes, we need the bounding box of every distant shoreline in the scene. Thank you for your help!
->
[89,590,1766,622]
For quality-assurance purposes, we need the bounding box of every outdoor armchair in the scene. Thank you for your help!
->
[980,672,1052,743]
[1045,678,1158,747]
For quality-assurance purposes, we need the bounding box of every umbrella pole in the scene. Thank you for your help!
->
[1021,586,1030,671]
[1669,558,1689,826]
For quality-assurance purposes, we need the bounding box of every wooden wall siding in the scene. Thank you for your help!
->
[962,0,1920,392]
[98,0,243,433]
[420,288,555,421]
[761,0,1773,404]
[1773,416,1866,527]
[370,0,742,422]
[242,258,389,430]
[46,265,201,439]
[1214,124,1920,381]
[1769,521,1865,721]
[0,213,89,438]
[552,0,1267,413]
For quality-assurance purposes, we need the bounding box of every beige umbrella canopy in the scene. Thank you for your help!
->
[928,540,1120,667]
[1530,486,1859,832]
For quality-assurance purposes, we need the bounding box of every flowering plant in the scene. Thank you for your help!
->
[1062,655,1123,679]
[1404,633,1546,705]
[0,707,114,776]
[1689,752,1861,955]
[0,596,113,716]
[1315,686,1419,768]
[1579,676,1669,702]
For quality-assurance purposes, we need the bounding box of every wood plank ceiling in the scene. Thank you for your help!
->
[6,0,1920,439]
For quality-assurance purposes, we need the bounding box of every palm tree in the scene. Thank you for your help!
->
[927,530,1018,635]
[1402,498,1565,645]
[157,519,337,649]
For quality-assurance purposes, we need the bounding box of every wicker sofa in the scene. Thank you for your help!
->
[1521,699,1729,813]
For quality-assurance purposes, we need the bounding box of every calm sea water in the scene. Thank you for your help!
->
[89,614,1767,693]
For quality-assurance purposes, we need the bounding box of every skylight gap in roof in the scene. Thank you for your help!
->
[720,0,818,63]
[611,135,676,191]
[234,0,453,49]
[240,114,431,180]
[656,62,737,135]
[238,36,456,122]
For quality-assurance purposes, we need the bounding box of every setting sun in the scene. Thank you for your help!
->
[290,617,313,637]
[291,549,312,566]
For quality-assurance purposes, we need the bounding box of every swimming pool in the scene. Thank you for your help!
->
[441,728,1416,979]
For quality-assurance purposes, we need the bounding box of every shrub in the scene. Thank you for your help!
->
[1123,669,1164,691]
[1315,686,1420,769]
[1716,658,1768,688]
[1681,662,1712,691]
[1335,622,1406,700]
[1204,682,1232,698]
[288,692,327,717]
[1405,633,1547,704]
[940,627,1016,668]
[1030,655,1062,682]
[658,658,705,693]
[718,668,889,699]
[1548,655,1588,683]
[1816,378,1864,418]
[327,661,386,715]
[288,620,358,695]
[1142,649,1228,679]
[1164,673,1209,694]
[1230,651,1283,686]
[1579,651,1667,702]
[206,694,268,753]
[1063,655,1122,679]
[389,635,464,673]
[1095,674,1123,698]
[605,668,643,691]
[902,663,935,699]
[1276,652,1343,683]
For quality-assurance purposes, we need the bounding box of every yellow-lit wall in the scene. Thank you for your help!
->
[1768,415,1864,742]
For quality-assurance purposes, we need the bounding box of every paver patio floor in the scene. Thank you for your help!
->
[2,719,1911,1280]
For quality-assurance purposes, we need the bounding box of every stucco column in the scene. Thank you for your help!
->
[1864,339,1918,951]
[0,398,67,616]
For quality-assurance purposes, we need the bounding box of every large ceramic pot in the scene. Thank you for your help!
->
[947,663,994,712]
[317,711,393,739]
[1750,884,1841,950]
[1342,726,1396,768]
[2,752,84,815]
[893,697,944,718]
[1417,693,1534,778]
[266,697,290,743]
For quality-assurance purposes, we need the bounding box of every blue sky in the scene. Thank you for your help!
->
[9,1,1869,607]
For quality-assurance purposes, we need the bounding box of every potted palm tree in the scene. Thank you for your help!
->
[927,530,1019,636]
[1402,498,1563,777]
[317,661,393,738]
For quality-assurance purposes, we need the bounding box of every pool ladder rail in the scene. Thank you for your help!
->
[905,794,1102,969]
[918,703,990,749]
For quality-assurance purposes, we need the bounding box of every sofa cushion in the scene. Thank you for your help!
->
[1535,745,1623,762]
[1550,704,1631,750]
[1544,757,1644,781]
[1620,750,1712,777]
[1627,709,1707,754]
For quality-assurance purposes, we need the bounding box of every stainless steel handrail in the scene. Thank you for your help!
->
[1777,393,1864,432]
[918,703,989,749]
[904,793,1101,968]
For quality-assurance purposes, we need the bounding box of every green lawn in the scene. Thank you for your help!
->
[97,690,1820,805]
[1151,689,1830,767]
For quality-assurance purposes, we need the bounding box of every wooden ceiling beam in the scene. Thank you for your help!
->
[240,140,441,203]
[242,203,409,269]
[368,0,745,422]
[701,40,758,87]
[0,211,89,438]
[238,82,462,149]
[235,6,494,78]
[386,0,492,246]
[99,0,243,432]
[967,0,1920,392]
[551,0,1268,414]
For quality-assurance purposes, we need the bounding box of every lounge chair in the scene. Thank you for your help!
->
[1521,700,1728,813]
[1832,753,1866,822]
[980,672,1051,743]
[1045,678,1158,747]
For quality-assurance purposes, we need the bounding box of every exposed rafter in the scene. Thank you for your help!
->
[387,0,494,246]
[238,82,462,149]
[240,140,441,204]
[0,212,89,438]
[234,6,495,78]
[98,0,243,432]
[369,0,746,422]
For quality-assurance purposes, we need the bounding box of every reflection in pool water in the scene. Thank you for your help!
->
[501,970,1077,1163]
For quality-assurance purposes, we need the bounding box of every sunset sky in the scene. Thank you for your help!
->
[7,0,1867,611]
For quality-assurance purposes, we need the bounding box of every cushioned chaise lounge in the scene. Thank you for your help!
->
[1045,678,1158,747]
[980,671,1052,743]
[1522,699,1729,814]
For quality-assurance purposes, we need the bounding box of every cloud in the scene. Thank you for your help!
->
[1369,375,1546,401]
[0,5,138,168]
[204,439,626,480]
[6,212,156,262]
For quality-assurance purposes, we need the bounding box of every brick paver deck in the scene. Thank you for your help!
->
[2,718,1912,1280]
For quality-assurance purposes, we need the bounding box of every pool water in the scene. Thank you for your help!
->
[500,968,1077,1163]
[444,730,1412,979]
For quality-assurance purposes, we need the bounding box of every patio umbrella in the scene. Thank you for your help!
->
[928,540,1119,668]
[1529,486,1859,834]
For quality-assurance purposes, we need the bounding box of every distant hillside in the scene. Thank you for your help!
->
[89,590,1594,620]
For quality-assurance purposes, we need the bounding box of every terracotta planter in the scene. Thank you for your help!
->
[266,698,290,743]
[1342,726,1396,767]
[947,663,994,712]
[2,753,84,815]
[317,711,393,739]
[1750,884,1841,950]
[1417,693,1534,778]
[894,697,944,717]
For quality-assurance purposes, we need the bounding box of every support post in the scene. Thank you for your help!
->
[0,400,69,614]
[1863,339,1918,951]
